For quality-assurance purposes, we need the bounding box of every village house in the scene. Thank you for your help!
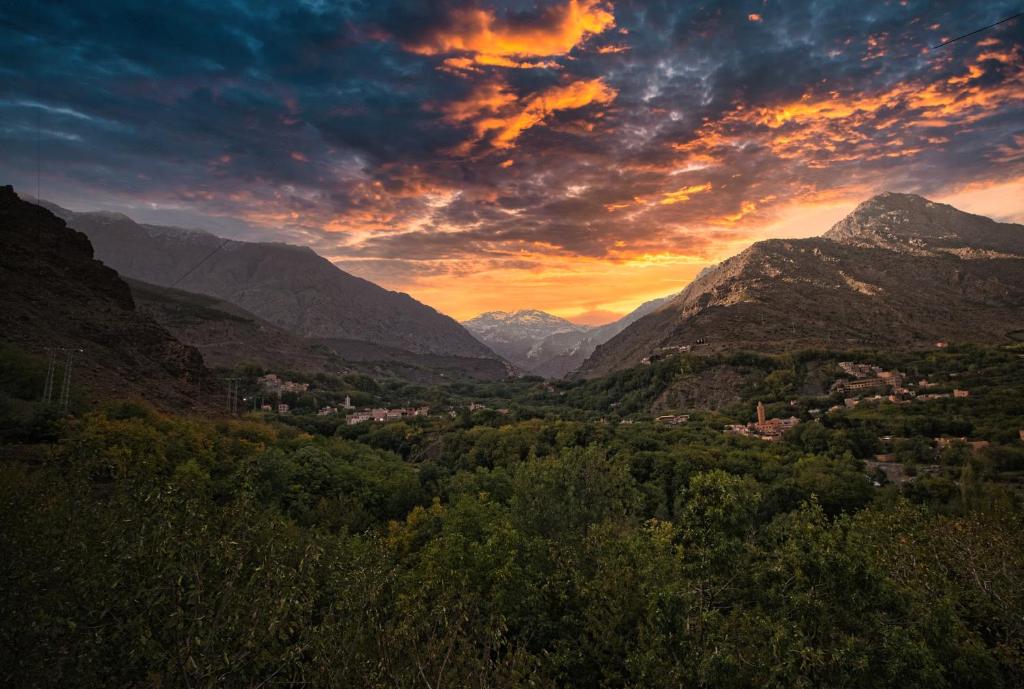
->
[346,406,431,425]
[317,406,338,416]
[725,402,799,441]
[277,403,290,415]
[831,363,905,396]
[655,414,690,426]
[346,411,372,425]
[257,373,309,395]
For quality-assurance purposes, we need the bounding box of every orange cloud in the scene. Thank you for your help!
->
[442,81,518,122]
[669,43,1024,170]
[660,182,712,205]
[446,77,617,152]
[404,0,615,69]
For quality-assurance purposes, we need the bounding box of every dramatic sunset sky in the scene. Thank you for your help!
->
[2,1,1023,323]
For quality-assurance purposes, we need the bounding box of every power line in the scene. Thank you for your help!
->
[931,12,1022,49]
[169,237,232,288]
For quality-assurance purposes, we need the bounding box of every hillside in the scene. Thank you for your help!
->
[129,280,511,383]
[580,193,1024,377]
[40,202,498,360]
[0,186,211,411]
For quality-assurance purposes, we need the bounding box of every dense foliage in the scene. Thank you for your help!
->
[2,344,1023,687]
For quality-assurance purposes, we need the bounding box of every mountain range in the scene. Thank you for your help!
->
[39,202,498,362]
[464,295,676,378]
[7,188,1021,394]
[580,192,1024,377]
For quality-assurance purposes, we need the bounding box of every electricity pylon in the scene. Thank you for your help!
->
[42,347,81,411]
[222,378,241,415]
[42,348,57,404]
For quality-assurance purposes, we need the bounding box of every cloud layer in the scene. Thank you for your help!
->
[1,0,1022,320]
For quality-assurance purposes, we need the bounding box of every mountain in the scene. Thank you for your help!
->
[464,299,678,378]
[579,192,1024,377]
[128,279,510,383]
[39,202,498,361]
[463,310,592,373]
[0,186,211,411]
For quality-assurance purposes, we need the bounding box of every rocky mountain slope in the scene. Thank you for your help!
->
[0,186,211,411]
[41,203,498,360]
[464,296,676,378]
[579,193,1024,377]
[129,279,510,383]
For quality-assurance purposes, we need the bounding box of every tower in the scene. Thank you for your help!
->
[42,348,57,404]
[756,401,766,426]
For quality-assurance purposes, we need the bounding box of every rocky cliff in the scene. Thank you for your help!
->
[0,186,212,410]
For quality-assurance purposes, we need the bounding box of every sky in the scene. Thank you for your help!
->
[1,1,1023,324]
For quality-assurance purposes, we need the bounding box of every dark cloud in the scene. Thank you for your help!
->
[1,0,1022,298]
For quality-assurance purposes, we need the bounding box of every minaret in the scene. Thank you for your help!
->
[756,401,766,426]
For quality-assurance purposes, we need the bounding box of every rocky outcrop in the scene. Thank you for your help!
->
[0,186,212,410]
[579,193,1024,377]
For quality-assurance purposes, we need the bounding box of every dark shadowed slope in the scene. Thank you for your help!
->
[580,193,1024,377]
[41,202,498,360]
[128,279,511,383]
[0,187,211,410]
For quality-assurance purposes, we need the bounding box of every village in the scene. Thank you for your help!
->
[250,372,516,424]
[826,360,971,411]
[724,357,979,443]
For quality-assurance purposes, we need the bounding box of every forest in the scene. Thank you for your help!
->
[2,343,1023,688]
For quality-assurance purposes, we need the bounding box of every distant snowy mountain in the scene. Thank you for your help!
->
[463,310,592,374]
[464,298,679,378]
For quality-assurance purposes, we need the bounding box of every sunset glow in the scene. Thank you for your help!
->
[2,1,1022,323]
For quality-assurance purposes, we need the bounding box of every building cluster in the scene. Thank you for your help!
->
[655,414,690,426]
[829,362,971,409]
[725,401,800,441]
[346,406,430,425]
[831,363,906,395]
[257,373,309,395]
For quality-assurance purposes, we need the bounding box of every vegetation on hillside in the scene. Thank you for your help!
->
[2,342,1023,687]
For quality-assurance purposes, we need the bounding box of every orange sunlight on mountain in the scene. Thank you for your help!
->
[378,175,1024,323]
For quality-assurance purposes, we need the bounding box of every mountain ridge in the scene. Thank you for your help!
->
[36,200,499,361]
[578,192,1024,377]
